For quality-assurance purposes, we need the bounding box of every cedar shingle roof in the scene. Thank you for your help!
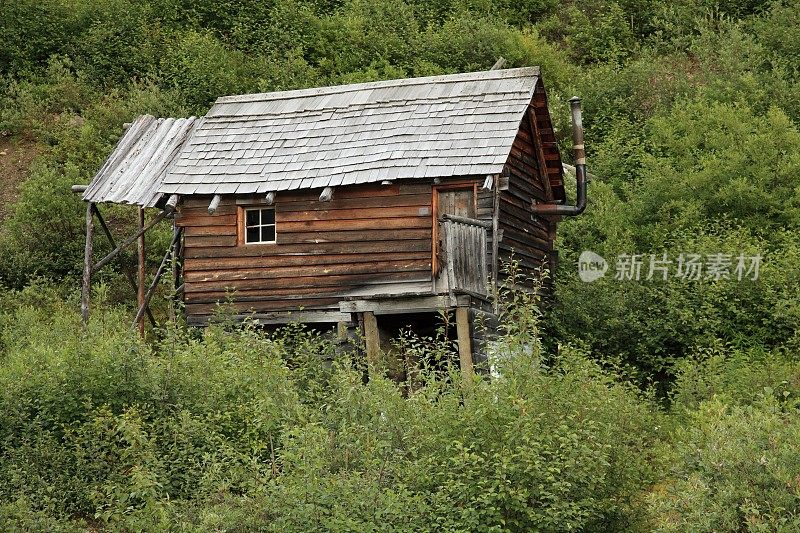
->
[159,67,541,195]
[85,67,552,205]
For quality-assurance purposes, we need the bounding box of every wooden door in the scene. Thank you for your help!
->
[434,186,476,291]
[438,189,475,218]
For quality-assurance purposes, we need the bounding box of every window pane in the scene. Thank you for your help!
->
[261,225,275,242]
[246,209,259,226]
[262,208,275,224]
[246,227,260,243]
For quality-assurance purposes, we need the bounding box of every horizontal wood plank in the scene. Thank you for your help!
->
[184,250,430,272]
[184,238,431,259]
[185,271,430,295]
[186,258,432,284]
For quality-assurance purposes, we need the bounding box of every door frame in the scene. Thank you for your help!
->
[431,180,479,276]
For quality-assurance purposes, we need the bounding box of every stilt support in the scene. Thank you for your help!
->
[93,205,157,328]
[363,311,380,374]
[456,307,474,379]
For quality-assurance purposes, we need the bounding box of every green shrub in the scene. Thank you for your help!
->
[649,397,800,532]
[671,347,800,412]
[0,0,73,76]
[159,30,267,113]
[0,287,666,530]
[0,298,304,525]
[552,96,800,384]
[180,347,663,531]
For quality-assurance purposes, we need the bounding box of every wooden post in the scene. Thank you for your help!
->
[169,220,180,323]
[492,174,501,312]
[81,202,94,324]
[93,205,157,328]
[136,208,146,337]
[133,227,181,329]
[92,208,171,272]
[456,307,474,379]
[363,311,380,374]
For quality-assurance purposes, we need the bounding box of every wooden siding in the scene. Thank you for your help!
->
[531,80,565,201]
[499,85,558,279]
[177,183,434,321]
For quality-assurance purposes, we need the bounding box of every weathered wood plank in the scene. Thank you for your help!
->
[276,205,430,222]
[184,238,431,259]
[81,203,93,324]
[274,217,431,232]
[136,208,145,337]
[176,214,237,227]
[184,250,429,272]
[340,294,457,314]
[186,280,433,299]
[456,307,474,379]
[363,311,380,372]
[184,271,430,295]
[277,228,430,245]
[178,197,432,224]
[185,258,432,284]
[192,310,352,325]
[186,297,343,315]
[183,235,237,248]
[184,225,238,237]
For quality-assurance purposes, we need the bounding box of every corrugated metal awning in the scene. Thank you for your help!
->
[83,115,197,207]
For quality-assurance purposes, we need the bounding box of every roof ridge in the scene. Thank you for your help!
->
[214,66,540,106]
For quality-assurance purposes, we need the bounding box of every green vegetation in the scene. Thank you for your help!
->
[1,0,799,530]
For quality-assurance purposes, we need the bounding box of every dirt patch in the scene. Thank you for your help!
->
[0,136,40,221]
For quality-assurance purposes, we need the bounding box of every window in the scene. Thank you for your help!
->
[243,207,276,244]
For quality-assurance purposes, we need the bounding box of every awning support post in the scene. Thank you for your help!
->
[81,202,94,324]
[132,226,182,330]
[93,205,157,328]
[137,208,146,337]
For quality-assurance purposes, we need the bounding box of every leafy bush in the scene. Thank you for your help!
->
[0,296,302,525]
[552,96,800,384]
[649,397,800,532]
[670,347,800,412]
[159,30,267,113]
[0,287,665,530]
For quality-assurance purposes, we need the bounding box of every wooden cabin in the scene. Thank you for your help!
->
[80,67,578,374]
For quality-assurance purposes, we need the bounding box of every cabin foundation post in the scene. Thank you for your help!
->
[362,311,381,374]
[469,308,497,372]
[136,208,146,337]
[81,202,94,324]
[455,306,474,379]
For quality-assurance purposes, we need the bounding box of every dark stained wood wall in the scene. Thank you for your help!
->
[498,81,559,278]
[176,79,563,322]
[177,183,434,321]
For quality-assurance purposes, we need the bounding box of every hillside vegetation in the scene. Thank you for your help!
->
[1,0,799,530]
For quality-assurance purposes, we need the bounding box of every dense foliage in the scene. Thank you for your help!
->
[0,0,799,530]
